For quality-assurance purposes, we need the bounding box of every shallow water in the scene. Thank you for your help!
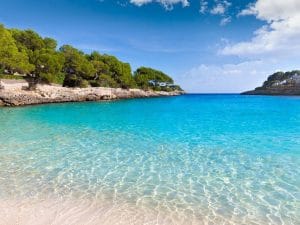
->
[0,95,299,224]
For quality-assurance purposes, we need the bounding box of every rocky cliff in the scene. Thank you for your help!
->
[242,70,300,95]
[0,80,184,106]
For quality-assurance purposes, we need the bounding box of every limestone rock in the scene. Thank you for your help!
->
[0,81,184,106]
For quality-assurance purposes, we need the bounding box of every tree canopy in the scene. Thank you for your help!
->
[0,24,182,91]
[134,67,174,90]
[0,25,34,74]
[262,70,300,88]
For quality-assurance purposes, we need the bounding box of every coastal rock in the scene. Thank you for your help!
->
[242,70,300,95]
[243,87,300,95]
[0,80,184,106]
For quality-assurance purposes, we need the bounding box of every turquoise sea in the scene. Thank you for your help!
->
[0,94,299,224]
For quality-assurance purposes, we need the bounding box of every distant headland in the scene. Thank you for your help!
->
[242,70,300,96]
[0,23,183,106]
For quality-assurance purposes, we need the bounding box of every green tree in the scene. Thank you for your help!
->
[31,49,65,84]
[59,45,95,86]
[0,24,34,74]
[43,37,57,50]
[88,52,136,88]
[91,60,110,78]
[134,67,173,89]
[119,62,136,88]
[89,51,110,77]
[89,74,118,87]
[1,23,181,91]
[11,29,45,52]
[99,55,136,88]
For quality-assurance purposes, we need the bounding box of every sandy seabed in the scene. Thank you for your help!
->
[0,198,202,225]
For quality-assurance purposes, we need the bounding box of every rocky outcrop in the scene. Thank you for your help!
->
[0,80,184,106]
[242,86,300,95]
[242,70,300,95]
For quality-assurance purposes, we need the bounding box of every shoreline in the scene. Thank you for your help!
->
[241,90,300,95]
[0,196,274,225]
[0,198,184,225]
[0,197,262,225]
[0,196,212,225]
[0,79,184,107]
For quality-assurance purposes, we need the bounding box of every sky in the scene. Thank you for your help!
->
[0,0,299,93]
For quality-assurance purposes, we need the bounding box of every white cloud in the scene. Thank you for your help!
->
[239,0,300,22]
[130,0,189,9]
[222,0,300,56]
[199,0,208,14]
[178,60,286,93]
[220,16,231,26]
[200,1,232,25]
[210,5,224,15]
[210,0,231,15]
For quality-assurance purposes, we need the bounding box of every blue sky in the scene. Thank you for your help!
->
[1,0,299,93]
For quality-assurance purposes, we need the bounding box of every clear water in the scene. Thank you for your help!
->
[0,95,299,224]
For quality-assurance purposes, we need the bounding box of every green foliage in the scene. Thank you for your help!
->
[118,62,136,89]
[63,74,80,87]
[91,59,110,75]
[96,54,136,88]
[0,23,182,90]
[59,45,95,80]
[11,29,45,52]
[9,27,63,84]
[79,79,89,88]
[134,67,173,90]
[43,37,57,50]
[63,74,89,88]
[263,70,300,87]
[0,74,25,80]
[31,49,65,83]
[98,74,118,87]
[88,52,136,88]
[89,80,100,87]
[89,74,118,88]
[40,72,65,84]
[170,84,183,91]
[0,25,34,73]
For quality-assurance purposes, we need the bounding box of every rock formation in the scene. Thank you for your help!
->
[242,71,300,95]
[0,79,184,106]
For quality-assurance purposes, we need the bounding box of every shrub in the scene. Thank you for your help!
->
[63,74,80,87]
[0,74,26,80]
[79,79,89,88]
[40,72,65,85]
[89,80,100,87]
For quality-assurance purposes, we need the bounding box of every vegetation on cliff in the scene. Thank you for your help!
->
[134,67,182,91]
[257,70,300,89]
[0,24,182,92]
[243,70,300,95]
